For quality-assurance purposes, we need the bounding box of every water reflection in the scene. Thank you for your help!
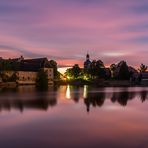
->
[0,86,147,113]
[66,85,71,100]
[67,86,148,112]
[83,85,88,98]
[111,90,136,106]
[0,86,148,148]
[84,88,106,112]
[0,86,57,112]
[140,90,148,102]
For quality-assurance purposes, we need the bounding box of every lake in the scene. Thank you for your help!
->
[0,85,148,148]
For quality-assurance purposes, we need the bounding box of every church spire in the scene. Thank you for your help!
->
[86,52,90,60]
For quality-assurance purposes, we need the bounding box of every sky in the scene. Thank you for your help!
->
[0,0,148,68]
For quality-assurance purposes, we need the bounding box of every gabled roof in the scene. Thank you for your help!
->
[23,57,47,65]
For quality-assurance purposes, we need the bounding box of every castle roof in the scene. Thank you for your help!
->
[19,58,50,72]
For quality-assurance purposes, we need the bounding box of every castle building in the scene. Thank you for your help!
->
[0,57,54,85]
[16,58,54,85]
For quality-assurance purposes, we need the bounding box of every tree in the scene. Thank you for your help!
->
[118,61,130,80]
[48,60,58,79]
[96,60,106,79]
[65,64,81,80]
[36,70,48,90]
[138,64,147,72]
[71,64,81,79]
[65,68,73,80]
[0,60,13,71]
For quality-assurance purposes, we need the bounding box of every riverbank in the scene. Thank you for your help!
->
[0,79,147,88]
[56,80,137,87]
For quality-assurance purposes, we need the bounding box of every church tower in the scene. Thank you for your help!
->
[86,53,90,60]
[84,53,91,69]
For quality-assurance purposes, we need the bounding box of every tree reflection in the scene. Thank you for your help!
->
[0,86,147,113]
[140,90,148,102]
[72,86,80,103]
[84,87,105,112]
[83,87,147,112]
[66,85,80,103]
[111,90,136,106]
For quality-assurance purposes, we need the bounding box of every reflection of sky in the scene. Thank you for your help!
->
[1,0,148,67]
[0,86,148,147]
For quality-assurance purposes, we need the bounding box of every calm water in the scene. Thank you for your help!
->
[0,85,148,148]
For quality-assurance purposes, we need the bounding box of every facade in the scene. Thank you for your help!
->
[0,57,54,85]
[16,68,53,85]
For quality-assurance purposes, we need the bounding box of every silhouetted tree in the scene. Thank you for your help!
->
[36,70,48,90]
[72,64,81,78]
[96,60,106,79]
[138,64,147,72]
[118,61,130,80]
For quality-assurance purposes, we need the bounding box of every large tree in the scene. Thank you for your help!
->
[118,61,130,80]
[65,64,81,79]
[96,60,106,79]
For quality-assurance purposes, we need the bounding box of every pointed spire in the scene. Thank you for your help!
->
[86,51,90,60]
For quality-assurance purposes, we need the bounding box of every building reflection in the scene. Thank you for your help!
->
[0,86,57,112]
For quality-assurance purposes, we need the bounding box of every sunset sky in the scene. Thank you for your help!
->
[0,0,148,68]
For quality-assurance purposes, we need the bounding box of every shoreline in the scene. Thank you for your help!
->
[55,80,147,87]
[0,80,147,88]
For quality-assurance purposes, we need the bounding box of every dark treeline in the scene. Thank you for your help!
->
[65,60,147,82]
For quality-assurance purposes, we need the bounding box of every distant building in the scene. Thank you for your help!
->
[84,53,91,69]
